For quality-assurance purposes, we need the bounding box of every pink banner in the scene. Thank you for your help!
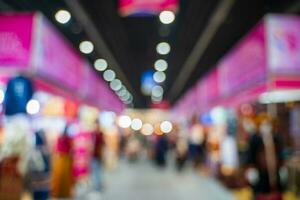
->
[267,15,300,76]
[0,13,124,113]
[218,23,267,97]
[196,69,219,113]
[174,15,300,114]
[36,17,84,91]
[0,13,34,69]
[119,0,178,16]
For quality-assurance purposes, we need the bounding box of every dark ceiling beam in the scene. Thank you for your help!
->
[168,0,236,101]
[286,1,300,13]
[64,0,140,104]
[0,0,15,10]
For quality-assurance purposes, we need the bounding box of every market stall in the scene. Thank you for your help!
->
[0,12,124,113]
[172,14,300,194]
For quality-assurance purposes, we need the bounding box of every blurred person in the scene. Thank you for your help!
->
[175,136,188,171]
[0,115,31,200]
[154,134,168,167]
[27,130,50,200]
[246,114,283,200]
[90,120,105,191]
[189,115,205,167]
[125,135,141,162]
[50,125,73,198]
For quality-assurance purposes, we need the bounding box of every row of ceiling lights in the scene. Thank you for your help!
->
[54,9,133,106]
[150,11,176,104]
[118,115,173,136]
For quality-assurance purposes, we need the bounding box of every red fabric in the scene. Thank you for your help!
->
[93,132,104,159]
[56,135,72,154]
[256,193,282,200]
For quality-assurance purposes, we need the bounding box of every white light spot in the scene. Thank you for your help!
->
[160,121,173,133]
[156,42,171,55]
[154,59,168,71]
[94,59,108,71]
[103,70,116,82]
[55,10,71,24]
[117,88,127,97]
[152,86,164,97]
[79,40,94,54]
[110,79,122,91]
[153,71,166,83]
[26,99,40,115]
[151,95,163,103]
[131,118,143,131]
[0,89,5,104]
[118,115,131,128]
[159,11,175,24]
[141,123,154,136]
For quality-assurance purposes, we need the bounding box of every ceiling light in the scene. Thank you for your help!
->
[103,69,116,82]
[159,11,175,24]
[131,118,143,131]
[120,92,131,101]
[55,10,71,24]
[79,40,94,54]
[94,59,108,71]
[26,99,40,115]
[154,59,168,71]
[153,71,166,83]
[151,95,163,103]
[141,123,154,136]
[117,87,127,97]
[110,79,122,91]
[156,42,170,55]
[118,115,132,128]
[160,121,173,133]
[152,86,164,97]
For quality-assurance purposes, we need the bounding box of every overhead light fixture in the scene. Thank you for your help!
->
[154,59,168,71]
[153,71,166,83]
[26,99,40,115]
[131,118,143,131]
[117,87,127,97]
[55,10,71,24]
[122,92,133,104]
[120,92,131,101]
[159,10,175,24]
[79,40,94,54]
[141,123,154,136]
[103,69,116,82]
[94,59,108,71]
[118,115,132,128]
[156,42,170,55]
[160,121,173,133]
[110,79,122,91]
[151,95,163,103]
[152,85,164,97]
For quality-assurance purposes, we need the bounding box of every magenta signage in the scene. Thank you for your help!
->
[119,0,178,16]
[196,69,219,113]
[174,15,300,114]
[0,13,124,113]
[0,13,34,69]
[36,17,84,91]
[218,23,267,97]
[267,15,300,76]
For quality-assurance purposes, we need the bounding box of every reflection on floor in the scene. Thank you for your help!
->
[103,158,234,200]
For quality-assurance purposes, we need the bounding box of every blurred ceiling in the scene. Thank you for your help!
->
[0,0,300,108]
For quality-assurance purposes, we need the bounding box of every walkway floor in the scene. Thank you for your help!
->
[102,158,235,200]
